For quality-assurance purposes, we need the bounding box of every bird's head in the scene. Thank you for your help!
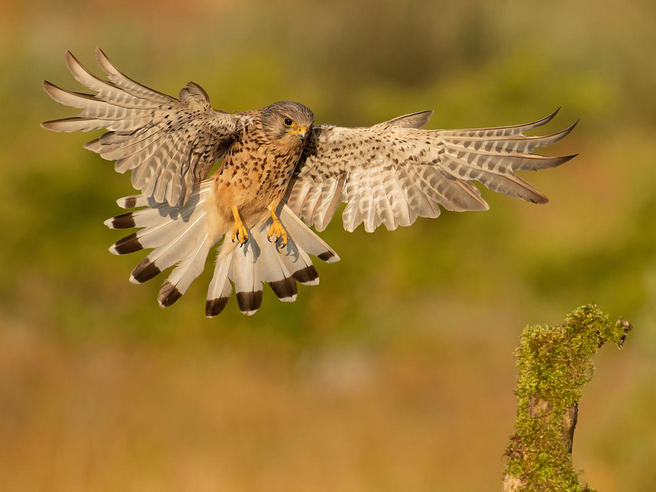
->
[261,101,314,148]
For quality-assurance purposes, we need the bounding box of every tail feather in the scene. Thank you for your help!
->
[250,223,297,302]
[127,213,208,284]
[116,194,148,209]
[107,184,340,316]
[107,182,215,286]
[231,238,262,316]
[204,205,338,316]
[205,242,235,317]
[279,205,340,263]
[109,212,202,254]
[277,234,319,287]
[157,234,212,307]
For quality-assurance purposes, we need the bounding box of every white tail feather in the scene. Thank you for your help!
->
[107,183,339,316]
[157,234,212,307]
[279,205,340,263]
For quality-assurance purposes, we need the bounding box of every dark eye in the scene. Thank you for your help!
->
[284,118,293,127]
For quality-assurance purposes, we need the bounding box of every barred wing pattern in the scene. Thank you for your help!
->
[42,49,250,206]
[286,110,576,233]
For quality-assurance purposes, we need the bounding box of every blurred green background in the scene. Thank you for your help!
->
[1,0,655,490]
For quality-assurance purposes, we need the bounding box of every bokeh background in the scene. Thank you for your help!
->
[1,0,655,490]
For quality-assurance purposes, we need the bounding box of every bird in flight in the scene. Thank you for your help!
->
[42,49,576,317]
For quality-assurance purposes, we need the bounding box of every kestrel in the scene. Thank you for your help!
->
[42,50,577,316]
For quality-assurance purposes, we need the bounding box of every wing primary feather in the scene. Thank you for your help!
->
[94,48,175,104]
[42,50,249,207]
[436,108,561,137]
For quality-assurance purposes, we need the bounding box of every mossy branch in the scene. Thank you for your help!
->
[503,304,632,492]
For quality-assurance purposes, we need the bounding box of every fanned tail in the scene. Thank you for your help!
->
[106,181,218,306]
[204,205,339,317]
[106,184,339,316]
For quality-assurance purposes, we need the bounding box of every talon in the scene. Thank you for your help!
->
[231,206,248,245]
[267,217,288,246]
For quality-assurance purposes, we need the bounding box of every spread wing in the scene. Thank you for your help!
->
[42,49,251,207]
[285,109,576,232]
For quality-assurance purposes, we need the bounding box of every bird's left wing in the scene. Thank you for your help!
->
[42,49,251,207]
[285,109,576,232]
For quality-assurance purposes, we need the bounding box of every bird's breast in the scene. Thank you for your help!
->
[213,140,303,223]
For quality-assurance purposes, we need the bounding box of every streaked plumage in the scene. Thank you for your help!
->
[42,49,576,316]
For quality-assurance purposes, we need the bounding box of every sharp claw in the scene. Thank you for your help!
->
[230,206,249,247]
[231,227,248,246]
[267,218,288,246]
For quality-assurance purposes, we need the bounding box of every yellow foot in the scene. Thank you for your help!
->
[268,217,288,246]
[231,206,248,245]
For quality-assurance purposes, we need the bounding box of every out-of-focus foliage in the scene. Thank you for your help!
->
[0,0,654,490]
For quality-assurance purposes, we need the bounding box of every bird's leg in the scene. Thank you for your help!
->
[267,203,288,246]
[231,206,248,245]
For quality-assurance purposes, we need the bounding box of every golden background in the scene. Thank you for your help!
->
[1,0,655,489]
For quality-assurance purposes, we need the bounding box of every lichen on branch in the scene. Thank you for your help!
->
[503,304,631,491]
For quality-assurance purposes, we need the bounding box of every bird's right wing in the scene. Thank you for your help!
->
[42,49,251,207]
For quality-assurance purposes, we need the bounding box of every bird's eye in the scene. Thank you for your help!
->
[284,118,293,127]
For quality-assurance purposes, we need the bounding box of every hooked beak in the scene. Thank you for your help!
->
[292,126,307,139]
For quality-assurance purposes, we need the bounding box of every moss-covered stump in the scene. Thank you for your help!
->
[503,304,632,492]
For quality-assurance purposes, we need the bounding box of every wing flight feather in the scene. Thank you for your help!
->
[286,110,576,232]
[42,49,251,207]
